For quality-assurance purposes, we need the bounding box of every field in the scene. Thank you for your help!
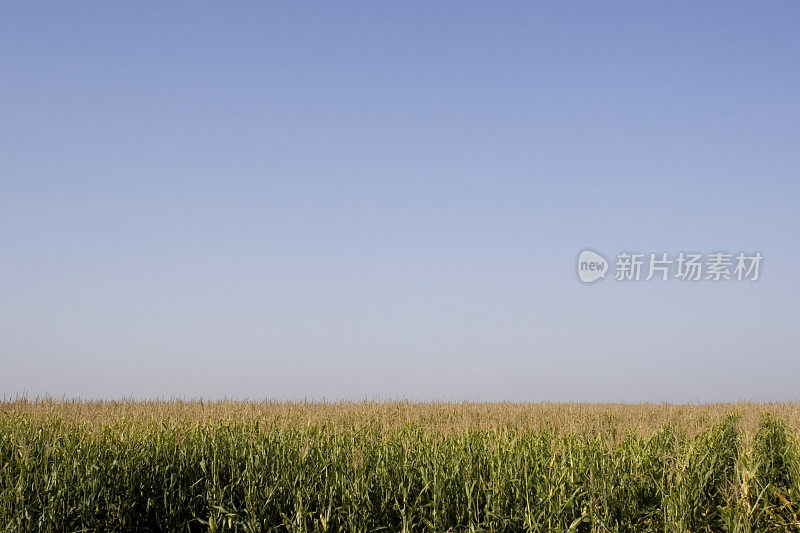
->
[2,401,800,532]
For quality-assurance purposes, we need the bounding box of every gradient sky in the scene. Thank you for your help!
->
[2,2,799,401]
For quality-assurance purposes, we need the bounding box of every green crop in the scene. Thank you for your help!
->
[1,401,799,531]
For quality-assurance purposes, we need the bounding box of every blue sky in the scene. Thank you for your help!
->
[2,2,799,401]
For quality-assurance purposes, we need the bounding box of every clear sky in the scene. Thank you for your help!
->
[2,2,799,402]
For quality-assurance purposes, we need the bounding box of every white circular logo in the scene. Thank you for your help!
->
[577,250,608,283]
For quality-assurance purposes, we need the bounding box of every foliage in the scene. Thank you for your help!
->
[2,401,799,531]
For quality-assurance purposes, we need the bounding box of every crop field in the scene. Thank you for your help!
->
[2,401,800,532]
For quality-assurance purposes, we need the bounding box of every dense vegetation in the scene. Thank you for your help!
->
[2,401,799,531]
